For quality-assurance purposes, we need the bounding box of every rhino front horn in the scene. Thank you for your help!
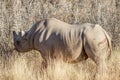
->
[13,31,18,39]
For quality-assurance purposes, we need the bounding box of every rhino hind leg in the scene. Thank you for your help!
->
[83,34,108,80]
[84,43,108,80]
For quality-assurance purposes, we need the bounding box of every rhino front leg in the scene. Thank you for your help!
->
[40,52,50,69]
[40,51,54,69]
[84,48,108,80]
[41,58,47,69]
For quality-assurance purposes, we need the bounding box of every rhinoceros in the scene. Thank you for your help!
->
[13,18,111,75]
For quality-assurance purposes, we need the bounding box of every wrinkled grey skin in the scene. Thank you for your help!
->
[13,18,111,76]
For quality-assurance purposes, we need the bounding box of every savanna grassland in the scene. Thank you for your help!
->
[0,0,120,80]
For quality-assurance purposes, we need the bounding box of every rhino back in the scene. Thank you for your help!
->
[33,18,83,61]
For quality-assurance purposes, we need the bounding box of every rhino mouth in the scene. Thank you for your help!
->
[13,39,21,52]
[13,31,22,52]
[14,40,21,52]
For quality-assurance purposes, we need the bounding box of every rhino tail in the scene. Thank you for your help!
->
[102,29,112,59]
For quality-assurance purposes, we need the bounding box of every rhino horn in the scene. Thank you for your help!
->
[13,31,18,40]
[21,30,25,36]
[18,29,25,37]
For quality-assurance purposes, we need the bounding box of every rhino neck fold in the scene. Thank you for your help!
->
[28,31,34,50]
[28,20,45,50]
[29,23,41,50]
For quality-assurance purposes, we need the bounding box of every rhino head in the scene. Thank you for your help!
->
[13,30,31,52]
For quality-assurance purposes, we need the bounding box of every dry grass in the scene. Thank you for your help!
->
[0,50,120,80]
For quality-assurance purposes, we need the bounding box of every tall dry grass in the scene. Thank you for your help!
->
[0,50,120,80]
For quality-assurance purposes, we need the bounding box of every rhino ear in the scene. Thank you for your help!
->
[25,21,41,40]
[25,28,32,39]
[24,32,29,40]
[25,31,31,40]
[13,31,18,39]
